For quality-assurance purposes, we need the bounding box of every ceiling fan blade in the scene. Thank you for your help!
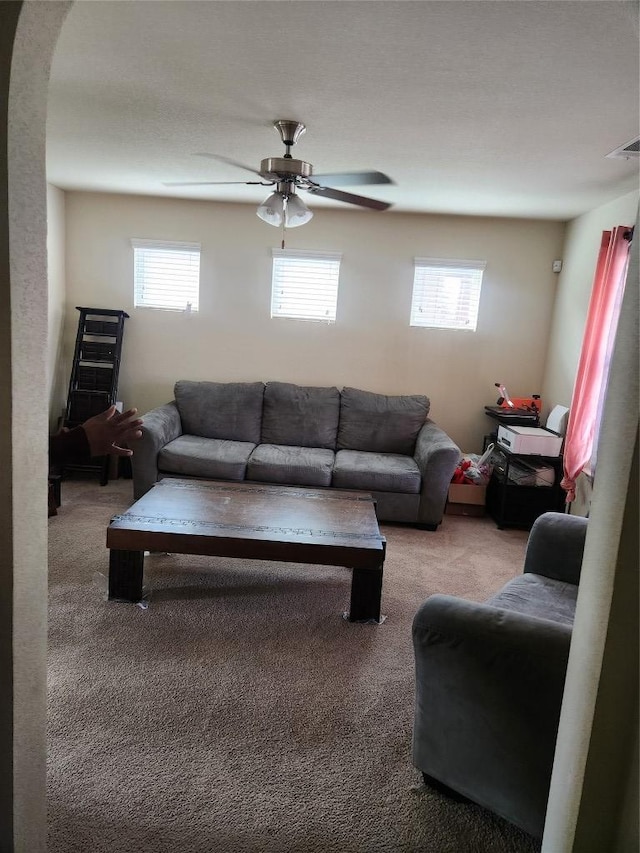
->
[163,180,271,187]
[306,185,391,211]
[193,152,264,178]
[310,170,393,187]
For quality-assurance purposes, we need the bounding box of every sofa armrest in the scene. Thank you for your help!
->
[131,401,182,499]
[523,511,587,585]
[412,593,572,836]
[413,420,461,528]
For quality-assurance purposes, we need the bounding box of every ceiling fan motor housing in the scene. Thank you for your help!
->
[261,157,312,181]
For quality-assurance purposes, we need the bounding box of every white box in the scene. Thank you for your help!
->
[497,425,563,456]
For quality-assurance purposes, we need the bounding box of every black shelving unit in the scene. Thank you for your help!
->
[63,307,129,485]
[486,445,565,529]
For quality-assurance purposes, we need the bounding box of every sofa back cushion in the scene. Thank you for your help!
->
[337,387,430,455]
[261,381,341,449]
[174,380,264,443]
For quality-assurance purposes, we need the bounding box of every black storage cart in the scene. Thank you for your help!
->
[485,444,565,529]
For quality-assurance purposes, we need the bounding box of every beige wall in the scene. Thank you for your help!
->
[61,191,565,452]
[47,183,67,429]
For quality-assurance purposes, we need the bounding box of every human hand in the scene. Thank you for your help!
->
[81,405,144,457]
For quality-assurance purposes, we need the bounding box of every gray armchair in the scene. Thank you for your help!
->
[412,511,588,838]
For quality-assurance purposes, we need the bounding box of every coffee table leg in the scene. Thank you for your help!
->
[109,549,144,602]
[349,564,383,622]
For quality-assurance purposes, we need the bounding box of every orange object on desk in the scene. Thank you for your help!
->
[499,397,542,412]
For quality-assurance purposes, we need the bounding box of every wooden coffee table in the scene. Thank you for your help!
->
[106,479,386,621]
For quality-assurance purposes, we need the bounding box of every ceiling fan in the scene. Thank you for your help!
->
[164,119,393,228]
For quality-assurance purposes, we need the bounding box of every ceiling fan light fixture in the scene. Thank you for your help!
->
[256,191,284,226]
[284,194,313,228]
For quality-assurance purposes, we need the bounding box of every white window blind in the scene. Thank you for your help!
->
[131,238,201,311]
[271,249,341,322]
[410,258,486,330]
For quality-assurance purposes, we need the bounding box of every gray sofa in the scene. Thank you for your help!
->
[132,380,461,529]
[412,511,588,837]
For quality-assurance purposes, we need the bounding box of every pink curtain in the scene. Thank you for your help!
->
[561,226,631,502]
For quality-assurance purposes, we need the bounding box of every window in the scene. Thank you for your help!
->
[410,258,486,330]
[271,249,341,322]
[132,238,200,311]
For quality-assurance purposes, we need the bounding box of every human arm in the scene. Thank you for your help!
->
[49,406,143,466]
[49,426,91,466]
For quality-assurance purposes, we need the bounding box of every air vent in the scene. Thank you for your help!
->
[606,136,640,159]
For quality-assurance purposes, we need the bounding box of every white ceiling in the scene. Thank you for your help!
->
[47,0,640,221]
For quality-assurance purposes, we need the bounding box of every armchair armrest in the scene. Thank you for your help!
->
[412,593,572,837]
[413,593,573,661]
[413,420,461,528]
[131,401,182,499]
[523,511,587,585]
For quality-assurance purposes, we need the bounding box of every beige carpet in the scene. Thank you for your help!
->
[48,479,541,853]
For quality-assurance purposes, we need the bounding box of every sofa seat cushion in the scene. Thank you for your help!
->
[486,573,578,626]
[174,380,264,443]
[332,449,422,494]
[159,435,255,481]
[337,386,430,455]
[247,444,334,487]
[261,382,340,449]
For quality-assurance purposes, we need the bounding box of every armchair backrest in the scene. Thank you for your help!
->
[523,511,588,586]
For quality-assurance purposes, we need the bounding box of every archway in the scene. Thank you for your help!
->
[1,3,71,849]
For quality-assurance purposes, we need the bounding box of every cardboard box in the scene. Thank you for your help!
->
[446,483,487,517]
